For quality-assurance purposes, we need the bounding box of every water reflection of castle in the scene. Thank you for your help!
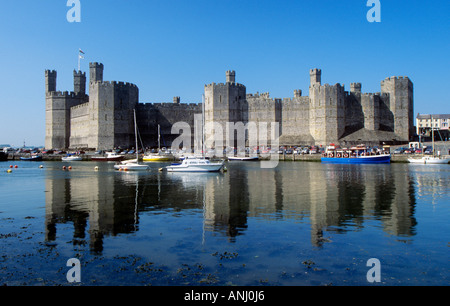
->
[45,164,417,252]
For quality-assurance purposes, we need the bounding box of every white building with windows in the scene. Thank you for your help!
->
[416,114,450,140]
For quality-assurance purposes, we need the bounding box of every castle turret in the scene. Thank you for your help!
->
[381,76,414,141]
[310,68,321,86]
[226,70,236,84]
[294,89,302,98]
[89,62,104,83]
[350,82,362,93]
[45,70,57,93]
[73,70,86,95]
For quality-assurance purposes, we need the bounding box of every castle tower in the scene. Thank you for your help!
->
[89,62,104,83]
[350,82,362,93]
[310,68,321,86]
[381,76,414,141]
[204,70,247,152]
[45,70,57,92]
[73,70,86,95]
[308,69,345,145]
[226,70,236,83]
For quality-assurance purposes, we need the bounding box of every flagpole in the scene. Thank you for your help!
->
[78,52,81,72]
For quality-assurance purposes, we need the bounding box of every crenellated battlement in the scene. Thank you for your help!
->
[46,90,86,98]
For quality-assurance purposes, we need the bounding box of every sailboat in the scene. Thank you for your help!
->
[143,125,174,161]
[114,110,149,171]
[165,95,224,172]
[408,117,449,164]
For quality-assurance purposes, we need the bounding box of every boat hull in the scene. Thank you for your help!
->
[166,163,224,172]
[114,163,149,171]
[408,157,449,164]
[143,155,173,162]
[228,156,259,161]
[91,156,124,161]
[321,154,390,164]
[62,156,83,161]
[20,156,43,161]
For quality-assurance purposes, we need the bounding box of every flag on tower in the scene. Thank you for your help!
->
[79,49,85,54]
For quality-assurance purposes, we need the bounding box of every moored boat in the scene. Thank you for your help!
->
[91,152,124,161]
[20,154,43,161]
[114,110,149,171]
[62,154,83,161]
[408,156,449,164]
[227,156,259,161]
[321,144,390,164]
[165,157,224,172]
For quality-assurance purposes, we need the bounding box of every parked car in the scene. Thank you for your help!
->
[393,148,404,154]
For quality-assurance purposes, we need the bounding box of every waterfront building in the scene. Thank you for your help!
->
[416,114,450,140]
[45,63,415,150]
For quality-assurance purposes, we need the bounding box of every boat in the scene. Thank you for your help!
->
[408,119,449,164]
[20,154,43,161]
[0,152,7,161]
[228,156,259,161]
[321,144,390,164]
[165,156,224,172]
[91,151,124,161]
[114,110,149,171]
[408,156,449,164]
[143,152,174,162]
[143,125,174,162]
[62,154,83,161]
[164,94,224,172]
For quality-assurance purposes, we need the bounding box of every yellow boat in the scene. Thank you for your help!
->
[143,152,174,162]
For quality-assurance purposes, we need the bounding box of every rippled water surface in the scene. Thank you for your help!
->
[0,161,449,285]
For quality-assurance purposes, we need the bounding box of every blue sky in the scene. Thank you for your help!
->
[0,0,449,147]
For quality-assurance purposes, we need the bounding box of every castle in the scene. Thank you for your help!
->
[45,63,414,150]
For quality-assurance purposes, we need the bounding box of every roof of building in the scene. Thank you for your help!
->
[417,114,450,119]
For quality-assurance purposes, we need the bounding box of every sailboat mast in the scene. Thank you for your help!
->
[134,109,139,161]
[202,94,205,158]
[432,116,435,157]
[158,124,161,151]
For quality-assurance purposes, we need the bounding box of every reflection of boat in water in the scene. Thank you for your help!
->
[92,152,124,162]
[114,110,149,171]
[20,154,43,161]
[321,144,390,164]
[165,157,224,172]
[62,154,83,161]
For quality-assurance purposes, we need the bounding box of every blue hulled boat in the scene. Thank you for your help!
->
[321,144,390,164]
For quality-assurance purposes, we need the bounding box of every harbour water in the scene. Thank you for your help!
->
[0,160,448,286]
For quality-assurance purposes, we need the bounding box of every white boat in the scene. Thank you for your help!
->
[165,157,224,172]
[91,151,124,161]
[62,154,83,161]
[408,119,449,165]
[165,94,224,172]
[114,110,149,171]
[408,156,449,164]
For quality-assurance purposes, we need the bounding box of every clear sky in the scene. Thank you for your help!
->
[0,0,449,147]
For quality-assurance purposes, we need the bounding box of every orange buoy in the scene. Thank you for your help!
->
[68,166,72,170]
[9,165,13,168]
[14,165,18,168]
[62,166,66,170]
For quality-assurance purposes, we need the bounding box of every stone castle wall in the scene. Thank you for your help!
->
[45,63,414,150]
